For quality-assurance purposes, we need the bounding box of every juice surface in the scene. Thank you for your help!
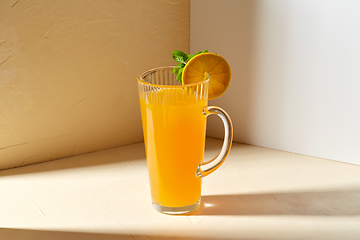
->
[140,88,207,207]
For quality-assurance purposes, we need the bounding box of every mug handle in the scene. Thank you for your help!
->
[197,106,233,178]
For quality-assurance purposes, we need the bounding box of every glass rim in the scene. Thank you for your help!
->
[137,66,209,88]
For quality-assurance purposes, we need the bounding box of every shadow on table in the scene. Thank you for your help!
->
[192,187,360,216]
[0,228,239,240]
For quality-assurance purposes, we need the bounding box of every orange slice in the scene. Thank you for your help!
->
[182,52,231,100]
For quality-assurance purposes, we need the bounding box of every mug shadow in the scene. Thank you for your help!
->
[192,188,360,216]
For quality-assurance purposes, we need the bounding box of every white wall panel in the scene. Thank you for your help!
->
[191,0,360,165]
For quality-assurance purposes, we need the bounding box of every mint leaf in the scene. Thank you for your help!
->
[172,51,188,64]
[176,68,184,82]
[172,63,183,74]
[172,68,179,74]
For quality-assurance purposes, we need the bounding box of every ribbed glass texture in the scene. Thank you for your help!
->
[137,66,208,104]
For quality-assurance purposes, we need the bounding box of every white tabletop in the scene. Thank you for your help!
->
[1,138,360,240]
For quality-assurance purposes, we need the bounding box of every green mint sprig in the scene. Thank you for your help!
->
[172,49,208,82]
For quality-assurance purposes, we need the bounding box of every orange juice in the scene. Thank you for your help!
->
[140,88,207,207]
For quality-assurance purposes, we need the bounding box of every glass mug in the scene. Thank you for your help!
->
[138,66,233,214]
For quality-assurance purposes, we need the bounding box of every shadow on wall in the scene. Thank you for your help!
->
[0,142,146,177]
[0,137,225,177]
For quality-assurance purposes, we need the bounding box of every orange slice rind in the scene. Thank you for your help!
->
[182,53,231,100]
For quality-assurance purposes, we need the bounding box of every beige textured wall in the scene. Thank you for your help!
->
[0,0,190,170]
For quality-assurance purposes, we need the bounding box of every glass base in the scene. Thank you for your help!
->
[152,199,201,215]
